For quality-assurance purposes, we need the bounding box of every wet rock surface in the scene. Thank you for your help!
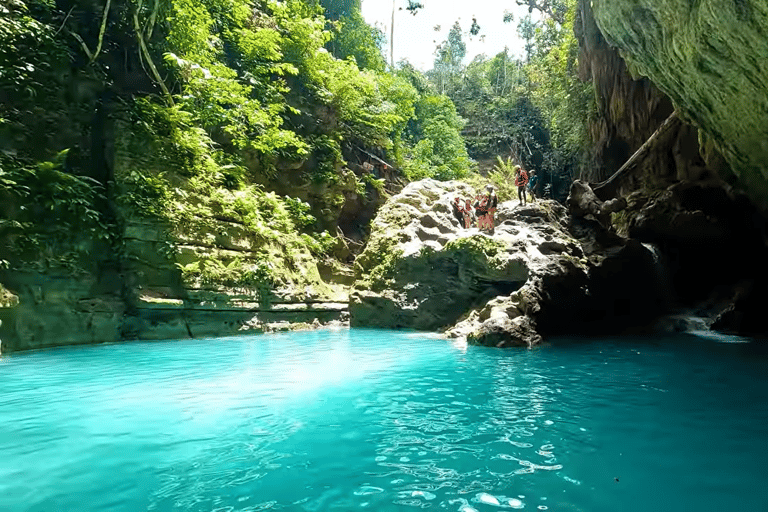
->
[618,181,768,337]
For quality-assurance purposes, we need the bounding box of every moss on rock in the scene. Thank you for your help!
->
[591,0,768,205]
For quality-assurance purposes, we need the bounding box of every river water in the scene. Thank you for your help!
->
[1,328,767,511]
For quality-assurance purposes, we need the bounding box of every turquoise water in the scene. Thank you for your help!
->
[1,329,767,511]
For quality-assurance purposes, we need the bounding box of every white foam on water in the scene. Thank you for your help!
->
[508,498,525,509]
[475,493,500,506]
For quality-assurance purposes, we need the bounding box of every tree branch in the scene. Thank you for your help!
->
[89,0,112,64]
[133,0,173,105]
[592,111,681,200]
[68,30,94,61]
[145,0,159,40]
[54,6,75,36]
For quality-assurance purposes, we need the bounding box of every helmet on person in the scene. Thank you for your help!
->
[485,184,494,192]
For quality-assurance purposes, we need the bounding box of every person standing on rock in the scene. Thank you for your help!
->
[514,166,529,206]
[484,184,498,230]
[463,198,474,228]
[451,197,464,226]
[527,170,539,202]
[475,185,498,231]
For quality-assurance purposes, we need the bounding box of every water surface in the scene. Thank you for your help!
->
[1,329,767,511]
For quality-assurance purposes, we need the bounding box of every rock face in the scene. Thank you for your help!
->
[351,179,667,347]
[616,181,768,335]
[575,0,729,191]
[589,0,768,205]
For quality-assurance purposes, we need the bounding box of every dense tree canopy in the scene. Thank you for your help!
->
[1,0,594,277]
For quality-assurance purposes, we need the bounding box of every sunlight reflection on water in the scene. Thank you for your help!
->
[0,329,767,511]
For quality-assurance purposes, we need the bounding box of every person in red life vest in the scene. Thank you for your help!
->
[474,193,487,229]
[474,185,498,231]
[514,166,529,205]
[463,198,473,228]
[478,184,498,230]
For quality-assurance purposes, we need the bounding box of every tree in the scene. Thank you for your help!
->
[517,15,538,62]
[314,0,386,71]
[515,0,567,24]
[429,20,466,95]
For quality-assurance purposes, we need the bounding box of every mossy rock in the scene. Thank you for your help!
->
[0,284,19,309]
[591,0,768,205]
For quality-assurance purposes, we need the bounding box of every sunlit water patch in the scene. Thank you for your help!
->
[1,329,767,511]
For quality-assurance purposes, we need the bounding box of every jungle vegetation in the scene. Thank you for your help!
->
[0,0,591,281]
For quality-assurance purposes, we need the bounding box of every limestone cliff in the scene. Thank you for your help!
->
[573,0,768,336]
[575,0,729,190]
[588,0,768,205]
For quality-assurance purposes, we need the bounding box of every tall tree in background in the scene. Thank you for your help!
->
[515,0,566,24]
[314,0,386,71]
[429,21,466,95]
[517,15,537,62]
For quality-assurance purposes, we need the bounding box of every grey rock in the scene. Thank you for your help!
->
[350,179,589,346]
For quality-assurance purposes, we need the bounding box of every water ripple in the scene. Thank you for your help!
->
[1,330,767,511]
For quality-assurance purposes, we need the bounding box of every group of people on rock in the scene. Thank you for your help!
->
[450,165,542,231]
[452,184,499,231]
[514,166,539,205]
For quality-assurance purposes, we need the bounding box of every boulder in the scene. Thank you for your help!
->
[567,180,627,228]
[350,179,597,346]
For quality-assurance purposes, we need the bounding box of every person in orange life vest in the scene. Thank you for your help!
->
[474,185,498,230]
[463,198,473,228]
[514,166,529,205]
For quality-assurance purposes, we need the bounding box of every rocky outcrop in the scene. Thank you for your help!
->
[588,0,768,206]
[351,179,667,347]
[572,1,768,339]
[0,211,351,353]
[614,180,768,335]
[575,0,728,192]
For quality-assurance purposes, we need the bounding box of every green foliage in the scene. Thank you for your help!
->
[444,235,505,260]
[0,150,113,271]
[524,1,594,156]
[488,156,521,200]
[130,97,215,175]
[402,95,472,181]
[283,196,316,229]
[301,230,336,257]
[116,171,173,218]
[430,21,467,95]
[355,241,403,291]
[314,0,386,71]
[0,1,66,98]
[428,0,591,200]
[362,173,386,194]
[179,257,273,290]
